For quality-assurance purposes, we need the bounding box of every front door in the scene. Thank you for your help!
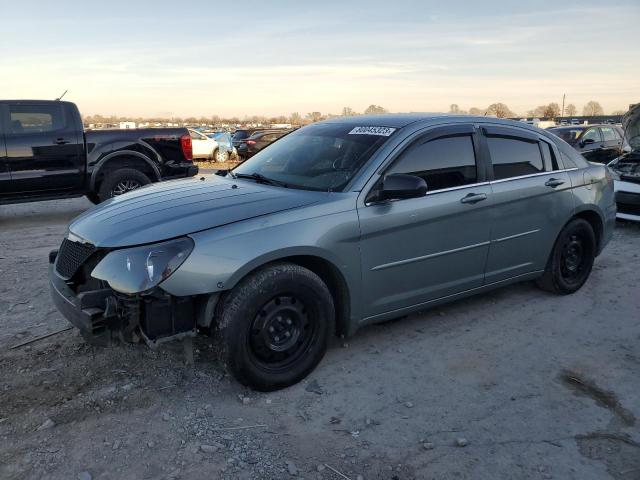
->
[481,126,575,283]
[579,127,604,163]
[358,125,492,319]
[4,102,84,194]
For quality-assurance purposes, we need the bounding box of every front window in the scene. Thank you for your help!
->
[232,123,395,191]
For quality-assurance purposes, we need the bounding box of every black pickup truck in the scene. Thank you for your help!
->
[0,100,198,204]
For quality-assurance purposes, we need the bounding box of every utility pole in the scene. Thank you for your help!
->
[561,93,566,119]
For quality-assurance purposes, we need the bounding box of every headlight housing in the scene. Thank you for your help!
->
[91,237,194,294]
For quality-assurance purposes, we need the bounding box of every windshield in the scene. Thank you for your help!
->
[232,123,396,191]
[549,127,585,144]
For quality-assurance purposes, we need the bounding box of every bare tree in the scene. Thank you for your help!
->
[486,103,514,118]
[469,107,485,116]
[449,104,460,113]
[306,112,323,123]
[289,112,302,125]
[611,109,627,115]
[543,103,561,118]
[364,105,388,115]
[565,104,577,116]
[583,101,604,116]
[341,107,357,116]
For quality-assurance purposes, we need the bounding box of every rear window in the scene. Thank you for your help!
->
[549,127,584,144]
[232,130,251,140]
[487,137,544,179]
[601,127,617,141]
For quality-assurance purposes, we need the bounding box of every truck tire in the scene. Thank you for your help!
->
[85,193,101,205]
[98,168,151,202]
[536,218,596,294]
[214,262,335,391]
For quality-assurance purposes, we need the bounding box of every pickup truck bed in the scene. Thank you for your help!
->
[0,100,197,204]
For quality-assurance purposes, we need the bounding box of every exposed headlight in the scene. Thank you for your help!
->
[92,237,194,294]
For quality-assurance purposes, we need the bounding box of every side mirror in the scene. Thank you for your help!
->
[379,173,427,201]
[581,138,595,147]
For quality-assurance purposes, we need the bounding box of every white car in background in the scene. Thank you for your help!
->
[188,129,228,162]
[607,104,640,222]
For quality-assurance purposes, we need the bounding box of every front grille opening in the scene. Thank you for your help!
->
[55,238,97,280]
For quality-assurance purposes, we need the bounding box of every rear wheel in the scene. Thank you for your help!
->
[214,262,335,391]
[214,148,229,162]
[98,168,151,202]
[536,218,596,294]
[85,193,101,205]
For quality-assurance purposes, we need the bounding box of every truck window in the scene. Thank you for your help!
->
[9,104,66,134]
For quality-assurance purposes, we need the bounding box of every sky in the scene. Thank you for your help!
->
[1,0,638,118]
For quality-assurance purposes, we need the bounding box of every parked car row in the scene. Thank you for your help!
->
[547,112,639,223]
[232,128,292,160]
[0,100,198,205]
[607,104,640,222]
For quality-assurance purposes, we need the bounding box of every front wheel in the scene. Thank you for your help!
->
[214,262,335,391]
[536,218,596,294]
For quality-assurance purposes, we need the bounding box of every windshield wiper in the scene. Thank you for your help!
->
[233,172,288,188]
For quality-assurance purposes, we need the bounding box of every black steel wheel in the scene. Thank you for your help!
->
[537,218,596,294]
[214,262,335,391]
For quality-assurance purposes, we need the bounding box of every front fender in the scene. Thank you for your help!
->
[158,201,362,316]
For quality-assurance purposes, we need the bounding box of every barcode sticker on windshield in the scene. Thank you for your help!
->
[348,126,396,136]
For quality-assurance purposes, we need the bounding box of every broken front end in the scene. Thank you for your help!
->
[48,235,217,347]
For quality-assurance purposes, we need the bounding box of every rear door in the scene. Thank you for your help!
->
[358,124,492,318]
[600,126,623,163]
[4,102,84,194]
[482,125,575,283]
[189,130,213,158]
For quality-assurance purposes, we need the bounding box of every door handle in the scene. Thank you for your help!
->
[545,178,565,188]
[460,193,488,204]
[54,138,69,145]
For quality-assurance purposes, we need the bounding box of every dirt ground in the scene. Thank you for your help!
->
[1,196,639,480]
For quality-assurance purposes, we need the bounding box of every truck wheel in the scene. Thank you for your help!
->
[86,193,101,205]
[536,218,596,294]
[214,262,335,391]
[214,148,229,163]
[98,169,151,202]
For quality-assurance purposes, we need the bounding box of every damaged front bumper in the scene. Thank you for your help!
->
[48,252,217,347]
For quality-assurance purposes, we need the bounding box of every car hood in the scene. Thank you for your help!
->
[69,176,326,248]
[623,103,640,151]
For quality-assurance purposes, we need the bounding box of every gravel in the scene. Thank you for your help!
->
[1,198,640,479]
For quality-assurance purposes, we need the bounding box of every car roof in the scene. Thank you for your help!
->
[321,113,563,134]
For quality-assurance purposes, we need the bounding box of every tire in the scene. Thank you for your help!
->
[536,218,597,294]
[214,148,229,163]
[98,168,151,202]
[85,193,101,205]
[214,262,335,391]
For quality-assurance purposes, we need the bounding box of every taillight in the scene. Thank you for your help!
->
[246,140,256,145]
[180,134,193,161]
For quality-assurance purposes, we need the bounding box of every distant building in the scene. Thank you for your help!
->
[119,121,136,129]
